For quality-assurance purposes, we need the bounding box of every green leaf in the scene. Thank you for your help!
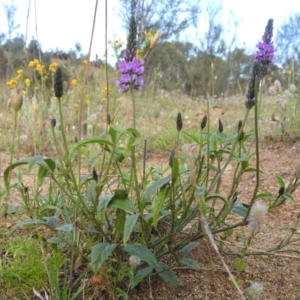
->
[234,258,247,272]
[123,214,139,244]
[275,175,285,188]
[179,258,200,270]
[179,242,200,258]
[123,244,157,269]
[55,224,73,232]
[181,131,200,144]
[196,185,207,214]
[142,169,187,208]
[231,200,248,217]
[44,158,57,171]
[156,261,179,288]
[97,195,114,223]
[4,157,33,189]
[283,193,294,201]
[255,192,273,200]
[152,188,169,229]
[68,137,113,160]
[28,156,44,173]
[109,126,122,145]
[132,267,153,288]
[114,148,125,162]
[46,237,66,248]
[91,243,117,272]
[12,219,48,231]
[37,165,48,187]
[109,199,138,213]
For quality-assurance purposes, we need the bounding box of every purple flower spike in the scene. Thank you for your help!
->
[115,50,145,93]
[254,19,276,77]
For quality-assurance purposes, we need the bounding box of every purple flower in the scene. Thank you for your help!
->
[254,19,276,76]
[254,42,276,64]
[116,51,145,93]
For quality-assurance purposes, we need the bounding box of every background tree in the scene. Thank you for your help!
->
[119,0,200,44]
[276,14,300,87]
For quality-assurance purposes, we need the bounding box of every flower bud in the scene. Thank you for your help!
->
[54,67,63,98]
[200,115,207,130]
[176,112,183,131]
[9,88,23,113]
[218,119,223,133]
[51,118,57,128]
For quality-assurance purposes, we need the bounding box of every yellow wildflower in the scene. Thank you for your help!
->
[136,49,143,59]
[25,78,31,87]
[114,38,122,48]
[6,79,17,90]
[17,69,23,75]
[101,98,107,105]
[82,59,88,65]
[36,63,46,73]
[49,62,58,72]
[28,59,39,68]
[102,87,112,95]
[34,86,39,91]
[71,79,78,87]
[22,90,27,95]
[73,103,79,108]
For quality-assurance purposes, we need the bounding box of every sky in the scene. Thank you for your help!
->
[0,0,299,62]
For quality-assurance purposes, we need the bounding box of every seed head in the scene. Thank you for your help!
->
[92,168,98,182]
[248,201,268,233]
[218,118,223,133]
[289,84,297,94]
[51,118,57,128]
[176,112,183,131]
[200,115,207,130]
[278,186,284,196]
[245,282,264,299]
[274,80,282,94]
[54,67,63,99]
[129,255,141,268]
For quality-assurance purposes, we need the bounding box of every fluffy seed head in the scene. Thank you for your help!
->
[249,201,268,232]
[274,80,282,94]
[129,255,141,268]
[245,282,264,299]
[289,84,297,94]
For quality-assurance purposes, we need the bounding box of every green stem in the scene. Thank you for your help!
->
[130,88,136,129]
[244,80,261,222]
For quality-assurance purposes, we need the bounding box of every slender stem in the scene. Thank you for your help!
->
[244,81,261,222]
[130,88,136,129]
[105,0,110,132]
[77,0,98,183]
